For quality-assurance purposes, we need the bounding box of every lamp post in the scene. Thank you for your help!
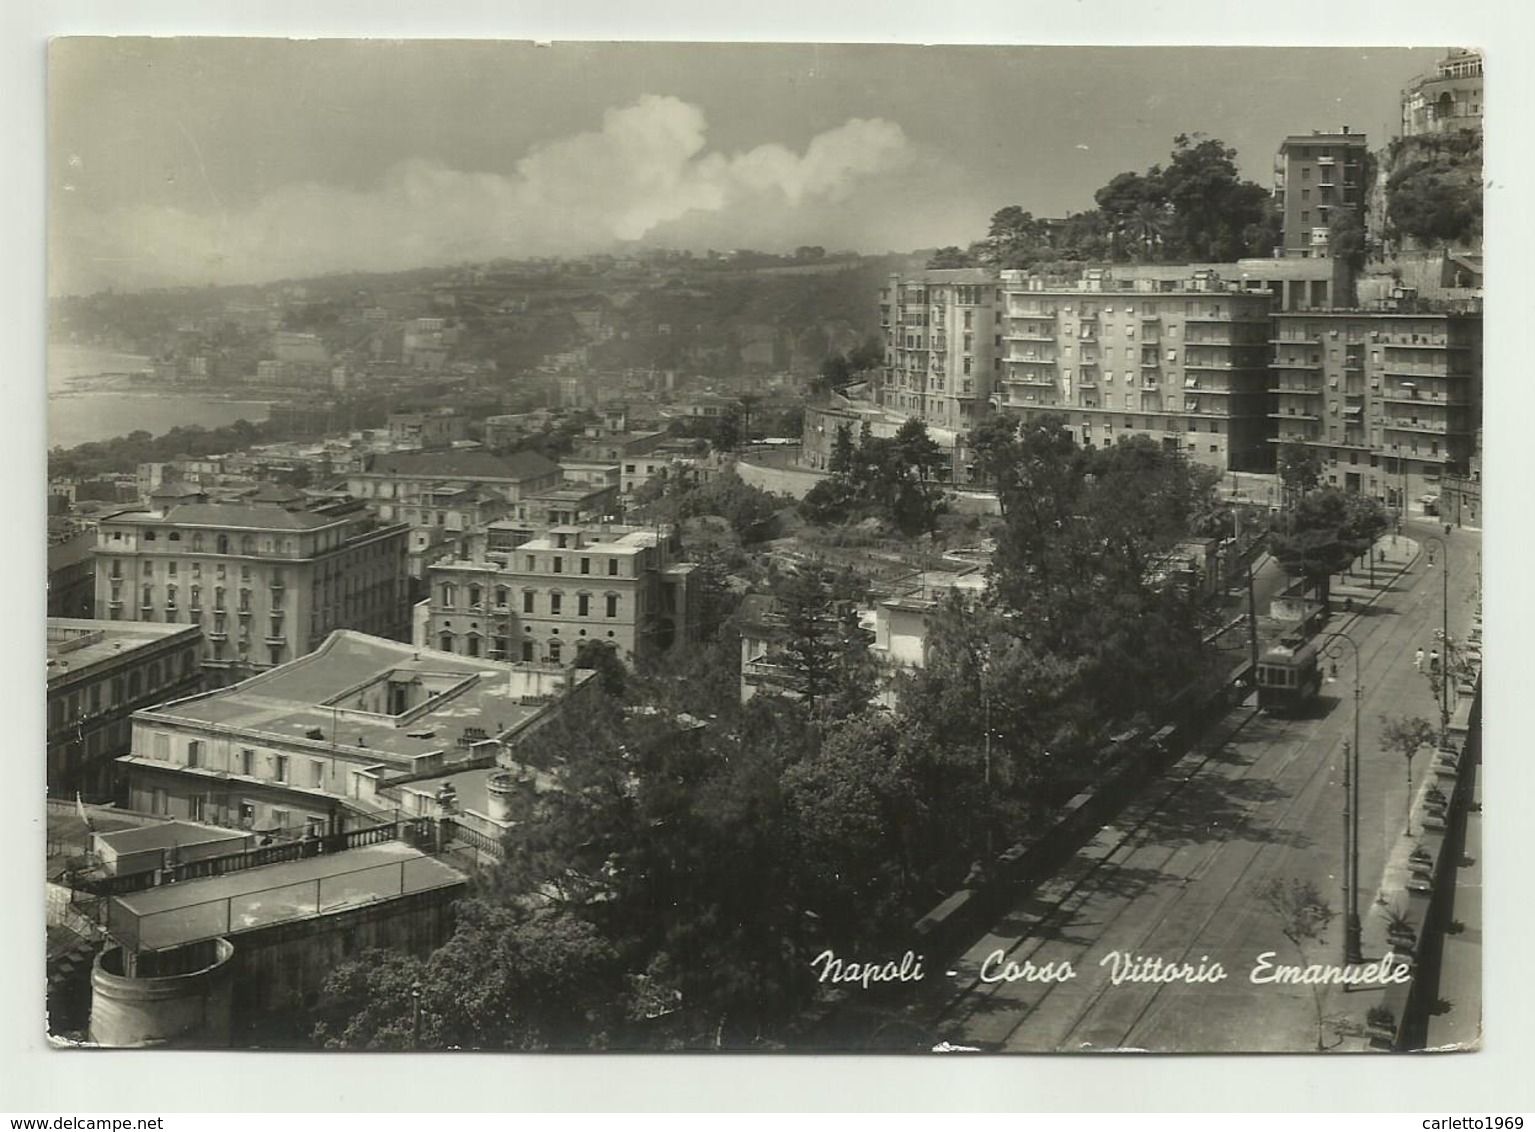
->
[1320,629,1363,964]
[410,981,422,1050]
[1421,534,1451,744]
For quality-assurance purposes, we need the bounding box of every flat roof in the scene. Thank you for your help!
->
[48,619,200,681]
[95,821,248,856]
[113,841,467,951]
[139,631,581,761]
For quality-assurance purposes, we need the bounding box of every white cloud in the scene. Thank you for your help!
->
[54,95,913,292]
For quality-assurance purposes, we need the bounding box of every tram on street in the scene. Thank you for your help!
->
[1256,637,1323,714]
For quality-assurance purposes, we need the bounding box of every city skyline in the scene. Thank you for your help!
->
[49,41,1438,296]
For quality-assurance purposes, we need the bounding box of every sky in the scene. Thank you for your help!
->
[48,41,1444,295]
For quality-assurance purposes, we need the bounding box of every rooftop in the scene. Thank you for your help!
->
[104,502,341,532]
[94,820,248,858]
[111,841,467,951]
[47,618,200,682]
[135,630,588,764]
[363,448,560,482]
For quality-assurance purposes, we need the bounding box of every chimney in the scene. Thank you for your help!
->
[1342,125,1350,134]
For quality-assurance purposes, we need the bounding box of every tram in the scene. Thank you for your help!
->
[1255,637,1323,715]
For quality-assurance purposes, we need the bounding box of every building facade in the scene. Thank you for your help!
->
[1400,49,1484,139]
[1270,309,1482,508]
[118,630,591,836]
[996,268,1275,473]
[878,268,1002,432]
[420,524,697,665]
[93,499,410,681]
[347,449,563,514]
[47,618,204,799]
[1273,129,1371,259]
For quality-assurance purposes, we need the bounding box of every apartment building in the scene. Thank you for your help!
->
[996,268,1275,473]
[1269,309,1482,507]
[118,629,591,835]
[47,618,204,799]
[1273,129,1371,259]
[420,524,697,664]
[93,499,410,681]
[1401,49,1484,139]
[878,268,1002,432]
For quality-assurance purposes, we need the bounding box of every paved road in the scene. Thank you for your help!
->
[924,519,1481,1052]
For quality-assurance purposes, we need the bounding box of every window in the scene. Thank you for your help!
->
[153,732,170,761]
[523,590,535,614]
[578,593,590,617]
[553,556,563,574]
[550,592,563,615]
[521,639,535,662]
[525,555,536,571]
[273,809,290,830]
[548,641,562,663]
[439,632,454,652]
[274,755,289,783]
[468,585,482,608]
[467,635,481,657]
[495,586,508,608]
[606,594,619,618]
[580,557,591,575]
[608,559,619,576]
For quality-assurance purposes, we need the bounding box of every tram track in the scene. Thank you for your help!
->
[931,579,1427,1051]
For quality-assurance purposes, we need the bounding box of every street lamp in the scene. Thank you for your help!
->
[1320,629,1363,964]
[1421,534,1451,744]
[410,981,422,1050]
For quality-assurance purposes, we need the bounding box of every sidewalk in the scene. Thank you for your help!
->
[1332,534,1419,607]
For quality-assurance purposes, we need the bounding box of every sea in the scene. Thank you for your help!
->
[47,344,272,451]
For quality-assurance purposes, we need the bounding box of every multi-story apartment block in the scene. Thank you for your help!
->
[117,629,591,835]
[996,269,1275,472]
[93,499,410,681]
[1269,309,1482,507]
[420,524,697,665]
[47,618,204,799]
[1273,129,1370,259]
[1401,49,1484,139]
[878,268,1002,431]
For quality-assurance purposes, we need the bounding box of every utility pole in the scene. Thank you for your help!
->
[1322,629,1363,964]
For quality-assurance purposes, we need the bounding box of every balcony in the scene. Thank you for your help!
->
[1006,377,1059,389]
[1270,335,1323,346]
[1273,359,1323,370]
[1269,411,1320,422]
[206,630,228,641]
[1385,419,1453,435]
[1268,387,1321,397]
[264,634,286,646]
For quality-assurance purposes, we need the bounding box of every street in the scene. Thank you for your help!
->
[924,518,1481,1052]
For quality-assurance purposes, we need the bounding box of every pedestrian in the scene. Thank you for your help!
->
[1429,649,1440,675]
[1415,648,1425,673]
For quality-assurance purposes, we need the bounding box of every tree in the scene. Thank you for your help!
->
[711,407,742,453]
[1385,133,1483,248]
[309,904,628,1050]
[926,246,973,269]
[1270,488,1364,610]
[1380,716,1438,835]
[988,423,1221,741]
[1277,442,1324,504]
[1159,134,1275,261]
[1327,205,1368,276]
[575,639,628,699]
[828,422,856,476]
[766,568,876,720]
[1255,877,1340,1051]
[964,413,1022,500]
